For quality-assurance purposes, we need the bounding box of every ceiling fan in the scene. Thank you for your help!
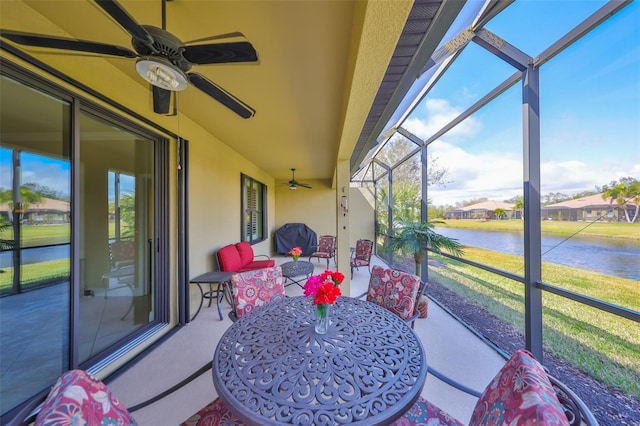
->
[287,168,312,190]
[0,0,257,118]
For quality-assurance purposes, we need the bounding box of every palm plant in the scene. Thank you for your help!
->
[388,220,464,277]
[0,220,14,251]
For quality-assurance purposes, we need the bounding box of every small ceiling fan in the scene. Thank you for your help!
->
[287,168,312,190]
[0,0,257,118]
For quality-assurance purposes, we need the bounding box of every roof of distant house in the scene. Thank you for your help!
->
[0,197,70,212]
[543,193,632,209]
[449,200,514,212]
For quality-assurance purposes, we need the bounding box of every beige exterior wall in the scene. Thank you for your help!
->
[274,179,336,240]
[180,114,278,316]
[349,186,375,244]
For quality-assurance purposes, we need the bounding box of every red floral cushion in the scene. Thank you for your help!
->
[180,398,245,425]
[367,265,421,320]
[469,349,570,426]
[35,370,136,426]
[392,396,464,426]
[312,236,336,257]
[217,244,243,272]
[231,266,286,318]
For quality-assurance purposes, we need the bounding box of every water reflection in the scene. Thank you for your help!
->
[435,227,640,281]
[0,244,69,268]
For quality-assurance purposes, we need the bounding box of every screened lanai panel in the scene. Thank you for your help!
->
[402,42,514,141]
[541,293,640,400]
[387,158,422,271]
[537,0,640,309]
[371,161,387,182]
[375,134,418,168]
[484,0,607,57]
[375,179,390,254]
[427,83,524,267]
[381,0,486,137]
[352,164,373,184]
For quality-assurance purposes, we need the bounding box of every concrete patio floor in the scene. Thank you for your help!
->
[108,254,507,425]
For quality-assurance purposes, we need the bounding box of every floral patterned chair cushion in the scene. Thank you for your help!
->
[469,349,569,425]
[180,398,245,426]
[391,396,464,426]
[35,369,136,426]
[366,265,421,321]
[393,350,570,426]
[231,266,286,318]
[309,235,336,268]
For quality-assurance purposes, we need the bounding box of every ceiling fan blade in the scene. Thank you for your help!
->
[182,41,258,65]
[298,183,312,189]
[152,86,172,115]
[188,73,255,119]
[184,32,246,45]
[0,30,137,58]
[95,0,153,43]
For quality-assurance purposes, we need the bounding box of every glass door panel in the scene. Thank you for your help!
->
[78,111,155,363]
[0,75,71,414]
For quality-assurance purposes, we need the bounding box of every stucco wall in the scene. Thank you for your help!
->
[349,185,375,244]
[274,178,337,242]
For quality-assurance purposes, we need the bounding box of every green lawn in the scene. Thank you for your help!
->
[2,224,71,247]
[428,248,640,398]
[0,259,69,293]
[435,218,639,240]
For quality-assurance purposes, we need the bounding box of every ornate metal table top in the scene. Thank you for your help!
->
[212,296,427,425]
[280,260,314,278]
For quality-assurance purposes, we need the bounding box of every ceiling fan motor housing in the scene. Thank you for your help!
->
[132,25,192,72]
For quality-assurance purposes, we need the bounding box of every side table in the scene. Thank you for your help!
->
[189,271,234,320]
[280,260,314,287]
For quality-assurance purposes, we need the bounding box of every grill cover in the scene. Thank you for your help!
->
[274,223,317,256]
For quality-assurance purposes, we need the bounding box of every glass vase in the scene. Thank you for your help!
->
[315,303,329,334]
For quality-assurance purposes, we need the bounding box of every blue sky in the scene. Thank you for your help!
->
[0,150,70,197]
[0,149,134,199]
[402,0,640,206]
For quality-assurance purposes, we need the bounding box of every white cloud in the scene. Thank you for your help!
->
[399,97,640,206]
[403,98,481,143]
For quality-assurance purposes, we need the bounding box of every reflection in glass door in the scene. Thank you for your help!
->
[0,74,71,414]
[1,70,161,418]
[78,111,155,363]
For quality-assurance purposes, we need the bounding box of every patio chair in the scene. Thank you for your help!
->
[33,370,136,426]
[228,266,286,321]
[308,235,336,268]
[393,349,598,426]
[103,240,136,299]
[350,238,373,278]
[365,265,425,328]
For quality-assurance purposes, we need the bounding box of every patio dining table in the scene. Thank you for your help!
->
[212,296,427,425]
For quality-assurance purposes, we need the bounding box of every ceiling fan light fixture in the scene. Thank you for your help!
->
[136,57,188,91]
[289,185,297,190]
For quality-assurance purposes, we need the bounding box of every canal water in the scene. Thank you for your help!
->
[3,232,639,281]
[0,245,70,268]
[434,227,640,281]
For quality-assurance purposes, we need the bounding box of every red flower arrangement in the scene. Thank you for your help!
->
[303,270,344,305]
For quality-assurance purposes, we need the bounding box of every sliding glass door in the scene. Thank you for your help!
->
[0,66,167,418]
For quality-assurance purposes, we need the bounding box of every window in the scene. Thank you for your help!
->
[241,174,266,243]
